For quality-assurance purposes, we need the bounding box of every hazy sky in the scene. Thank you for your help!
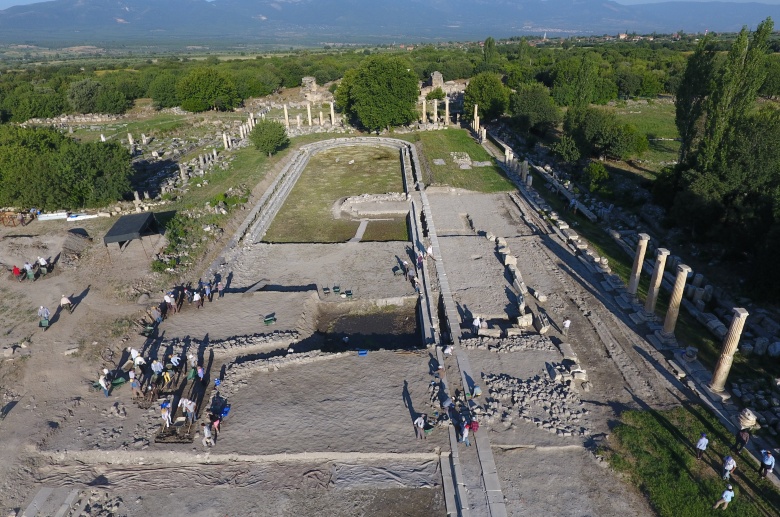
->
[1,0,779,10]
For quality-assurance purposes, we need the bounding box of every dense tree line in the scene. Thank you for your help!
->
[653,18,780,300]
[0,126,132,209]
[3,36,780,124]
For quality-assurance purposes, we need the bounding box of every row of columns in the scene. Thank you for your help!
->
[420,97,450,124]
[283,102,336,129]
[627,235,748,394]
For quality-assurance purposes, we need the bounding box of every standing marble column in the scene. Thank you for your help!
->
[627,234,651,297]
[709,308,749,393]
[422,98,427,123]
[307,103,312,126]
[127,133,135,146]
[222,132,229,151]
[296,114,301,128]
[474,104,479,132]
[662,264,692,337]
[283,104,289,128]
[444,97,450,125]
[319,111,324,126]
[432,99,438,123]
[644,248,670,316]
[330,102,335,125]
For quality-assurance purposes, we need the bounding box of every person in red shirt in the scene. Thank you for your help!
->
[12,265,21,281]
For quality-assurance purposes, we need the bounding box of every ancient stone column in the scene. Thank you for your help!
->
[432,99,438,122]
[422,98,426,123]
[239,126,244,139]
[127,133,134,146]
[474,104,479,132]
[444,97,450,125]
[644,248,670,315]
[319,111,324,126]
[709,308,749,393]
[330,102,335,125]
[627,233,651,297]
[212,149,218,161]
[662,264,692,337]
[526,175,532,187]
[222,133,229,151]
[283,104,290,128]
[307,103,312,126]
[296,114,302,128]
[100,134,106,142]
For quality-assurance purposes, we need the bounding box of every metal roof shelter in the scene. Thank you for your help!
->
[103,212,159,259]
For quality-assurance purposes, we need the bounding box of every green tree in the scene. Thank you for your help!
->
[95,88,130,114]
[148,73,178,109]
[426,87,445,100]
[675,35,717,165]
[586,161,609,192]
[697,19,773,172]
[509,83,560,135]
[67,79,102,113]
[176,67,240,112]
[552,134,580,163]
[463,72,509,122]
[335,55,418,132]
[249,119,289,157]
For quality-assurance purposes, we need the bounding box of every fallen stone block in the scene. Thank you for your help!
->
[478,328,503,338]
[517,313,533,327]
[504,255,518,267]
[559,342,577,362]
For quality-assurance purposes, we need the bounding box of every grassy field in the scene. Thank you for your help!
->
[608,404,780,517]
[612,100,680,175]
[264,145,405,243]
[399,129,516,192]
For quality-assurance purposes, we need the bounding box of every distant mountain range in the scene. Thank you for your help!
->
[0,0,778,45]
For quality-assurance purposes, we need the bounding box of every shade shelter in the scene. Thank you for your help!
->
[103,212,160,259]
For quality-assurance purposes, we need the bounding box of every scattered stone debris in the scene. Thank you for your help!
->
[482,372,591,437]
[460,335,557,353]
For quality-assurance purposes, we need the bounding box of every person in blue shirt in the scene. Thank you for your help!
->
[713,485,735,510]
[759,449,775,478]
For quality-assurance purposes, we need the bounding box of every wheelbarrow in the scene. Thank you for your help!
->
[39,318,49,331]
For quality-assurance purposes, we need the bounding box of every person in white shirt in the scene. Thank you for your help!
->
[193,291,203,309]
[413,414,427,440]
[461,422,471,446]
[178,398,197,423]
[472,317,481,335]
[60,295,73,313]
[151,359,164,376]
[202,423,214,447]
[562,317,571,336]
[98,374,110,397]
[722,455,737,480]
[128,347,140,360]
[161,406,172,428]
[695,432,709,460]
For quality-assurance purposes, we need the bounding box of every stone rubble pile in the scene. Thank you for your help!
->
[460,334,557,353]
[729,380,780,433]
[482,372,591,437]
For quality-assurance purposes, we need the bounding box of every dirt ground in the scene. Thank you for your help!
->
[0,139,683,517]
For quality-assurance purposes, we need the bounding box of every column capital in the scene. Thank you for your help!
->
[677,263,692,275]
[732,307,749,319]
[656,248,670,257]
[638,233,651,241]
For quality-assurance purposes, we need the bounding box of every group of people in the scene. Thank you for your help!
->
[148,278,226,325]
[35,294,74,331]
[12,256,49,282]
[695,430,775,510]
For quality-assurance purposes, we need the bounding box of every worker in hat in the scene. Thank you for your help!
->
[713,484,735,510]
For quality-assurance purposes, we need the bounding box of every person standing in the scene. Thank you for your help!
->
[205,282,213,302]
[759,450,775,478]
[202,423,214,447]
[98,373,110,397]
[217,281,225,299]
[713,485,735,510]
[160,405,172,428]
[733,428,751,453]
[197,365,205,385]
[461,421,471,446]
[562,317,571,337]
[695,432,709,460]
[12,265,21,281]
[722,455,737,480]
[38,306,51,330]
[168,354,181,373]
[164,293,176,315]
[129,371,141,398]
[414,414,427,440]
[193,290,203,309]
[60,295,73,313]
[472,316,481,335]
[178,398,197,424]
